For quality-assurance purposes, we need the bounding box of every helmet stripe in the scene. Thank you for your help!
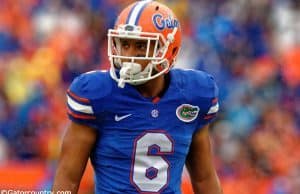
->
[134,2,150,25]
[127,0,152,25]
[126,2,139,24]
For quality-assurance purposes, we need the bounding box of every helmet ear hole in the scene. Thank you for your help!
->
[172,47,178,55]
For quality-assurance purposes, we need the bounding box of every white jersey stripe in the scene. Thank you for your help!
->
[128,0,151,25]
[207,103,219,114]
[67,95,94,114]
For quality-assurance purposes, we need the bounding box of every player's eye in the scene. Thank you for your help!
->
[136,41,147,51]
[121,40,130,49]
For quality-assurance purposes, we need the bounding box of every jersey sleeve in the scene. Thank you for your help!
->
[196,74,219,129]
[66,74,98,129]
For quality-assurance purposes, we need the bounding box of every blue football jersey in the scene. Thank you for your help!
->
[66,69,219,194]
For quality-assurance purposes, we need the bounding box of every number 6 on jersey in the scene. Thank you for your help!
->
[131,131,174,193]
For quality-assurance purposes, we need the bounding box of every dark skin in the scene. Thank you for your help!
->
[119,38,165,97]
[52,39,223,194]
[186,125,223,194]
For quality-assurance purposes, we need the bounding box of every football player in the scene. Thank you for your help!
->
[52,1,222,193]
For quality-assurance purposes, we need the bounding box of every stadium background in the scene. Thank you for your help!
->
[0,0,299,193]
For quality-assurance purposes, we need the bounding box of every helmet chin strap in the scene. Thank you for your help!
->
[110,59,169,88]
[118,61,157,88]
[118,62,142,88]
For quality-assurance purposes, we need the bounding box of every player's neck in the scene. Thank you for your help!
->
[135,75,168,98]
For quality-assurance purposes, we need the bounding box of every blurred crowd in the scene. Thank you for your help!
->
[0,0,299,193]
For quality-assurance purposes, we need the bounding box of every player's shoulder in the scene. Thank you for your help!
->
[171,68,218,98]
[68,70,113,100]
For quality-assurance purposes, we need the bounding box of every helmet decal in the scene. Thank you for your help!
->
[152,14,179,31]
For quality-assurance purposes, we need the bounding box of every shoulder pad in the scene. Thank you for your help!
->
[66,71,112,128]
[173,69,219,129]
[69,70,112,100]
[175,69,218,99]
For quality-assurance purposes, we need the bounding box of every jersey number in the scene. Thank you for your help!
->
[131,131,174,193]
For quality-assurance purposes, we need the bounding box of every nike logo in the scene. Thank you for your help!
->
[115,114,132,122]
